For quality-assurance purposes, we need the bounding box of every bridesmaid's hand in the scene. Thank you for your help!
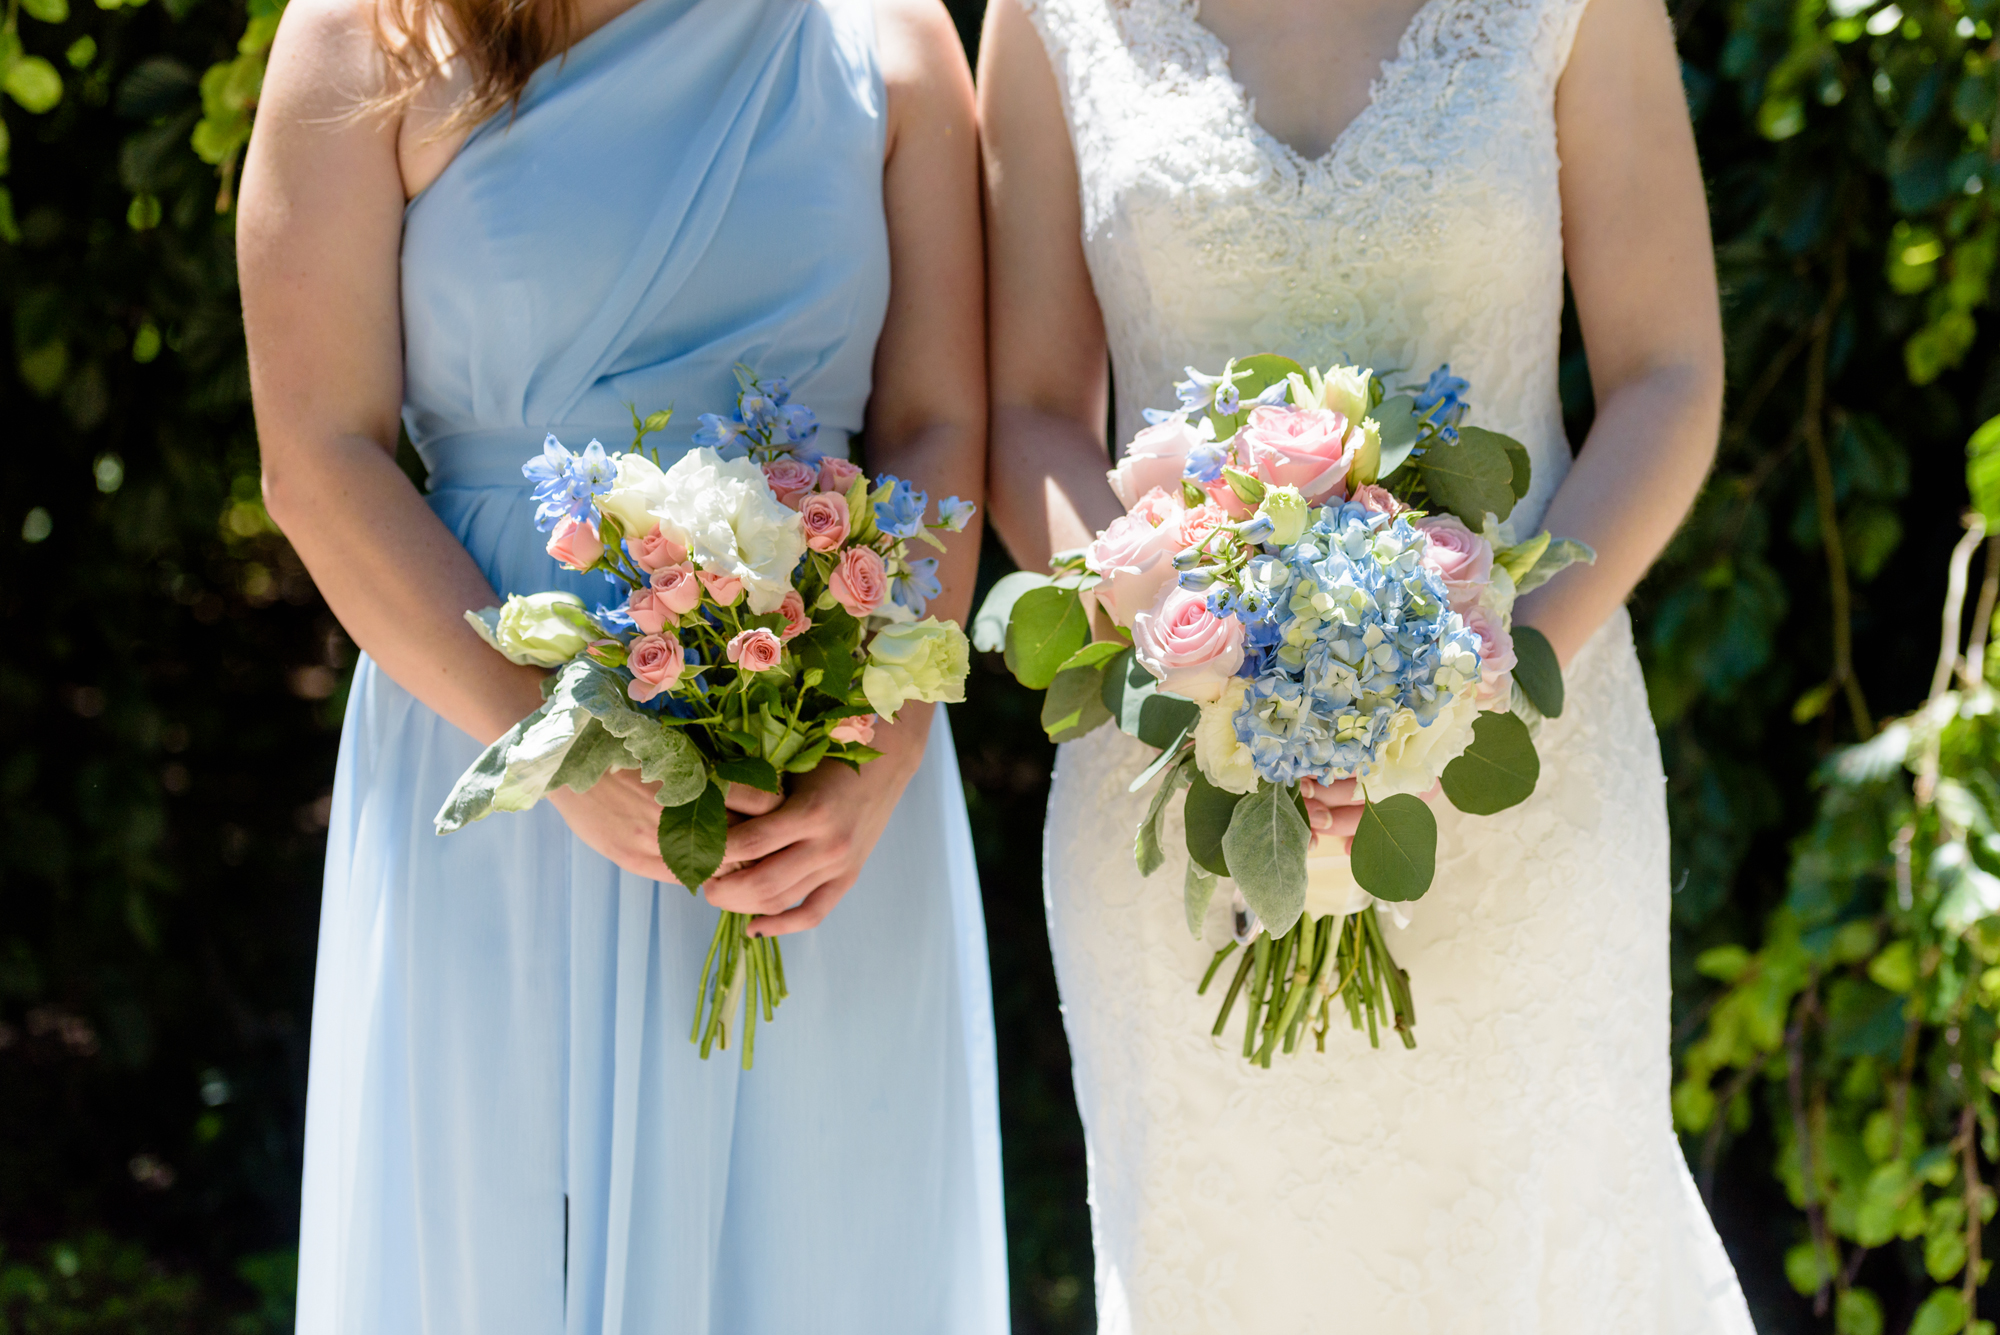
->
[1299,777,1366,854]
[547,773,778,883]
[701,711,930,937]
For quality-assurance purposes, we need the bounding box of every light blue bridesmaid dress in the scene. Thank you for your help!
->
[290,1,1008,1331]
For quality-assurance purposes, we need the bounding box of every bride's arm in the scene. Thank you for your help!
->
[240,0,677,881]
[1526,0,1724,665]
[977,0,1127,573]
[703,0,986,935]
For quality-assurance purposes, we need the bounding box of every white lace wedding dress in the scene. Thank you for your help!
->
[1024,0,1758,1329]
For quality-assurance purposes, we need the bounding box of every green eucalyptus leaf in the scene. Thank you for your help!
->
[1350,794,1437,902]
[1184,770,1245,877]
[1440,710,1541,815]
[1185,860,1219,937]
[972,569,1053,653]
[1491,429,1532,500]
[1509,625,1564,718]
[1372,394,1424,479]
[1420,427,1518,525]
[1004,585,1091,689]
[1220,780,1311,935]
[1103,651,1202,748]
[1042,656,1117,742]
[657,782,729,890]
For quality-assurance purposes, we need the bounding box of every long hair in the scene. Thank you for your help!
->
[369,0,576,132]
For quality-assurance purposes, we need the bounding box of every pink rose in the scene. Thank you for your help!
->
[1203,475,1253,520]
[1179,501,1229,551]
[1460,605,1517,709]
[627,523,688,573]
[625,633,686,703]
[726,627,784,673]
[830,546,888,618]
[1350,484,1406,516]
[697,569,745,607]
[629,563,701,634]
[1128,486,1183,529]
[1236,406,1355,504]
[830,714,876,745]
[1083,508,1186,628]
[763,458,820,509]
[799,492,851,552]
[1131,586,1245,703]
[777,588,812,641]
[817,456,864,494]
[1108,417,1205,509]
[1414,515,1494,610]
[545,516,603,571]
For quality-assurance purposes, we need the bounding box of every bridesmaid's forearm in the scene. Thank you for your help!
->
[261,429,549,744]
[986,403,1124,574]
[1512,361,1721,665]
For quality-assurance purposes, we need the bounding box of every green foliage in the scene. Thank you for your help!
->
[1438,709,1541,815]
[1349,793,1438,902]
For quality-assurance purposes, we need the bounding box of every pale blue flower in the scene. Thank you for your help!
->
[780,404,819,444]
[874,476,929,539]
[1175,366,1229,413]
[1415,365,1471,442]
[522,434,615,531]
[1184,441,1228,483]
[693,413,749,453]
[937,496,976,532]
[890,557,942,615]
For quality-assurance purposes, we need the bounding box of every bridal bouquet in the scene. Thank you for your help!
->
[435,370,974,1067]
[976,355,1590,1064]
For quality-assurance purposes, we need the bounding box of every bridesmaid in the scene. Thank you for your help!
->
[237,0,1006,1330]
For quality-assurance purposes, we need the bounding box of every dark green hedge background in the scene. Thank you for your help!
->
[0,0,1991,1328]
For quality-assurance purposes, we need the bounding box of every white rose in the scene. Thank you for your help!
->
[481,591,594,667]
[597,452,668,540]
[1361,694,1479,798]
[648,448,808,614]
[1194,680,1260,795]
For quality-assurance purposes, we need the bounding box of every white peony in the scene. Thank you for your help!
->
[1361,692,1480,798]
[647,448,808,615]
[1194,680,1260,795]
[597,452,669,541]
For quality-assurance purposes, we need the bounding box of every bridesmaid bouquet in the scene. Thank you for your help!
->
[435,370,974,1067]
[977,355,1591,1064]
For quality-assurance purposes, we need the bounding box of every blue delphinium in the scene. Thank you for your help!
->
[937,496,976,532]
[1414,364,1471,443]
[693,413,750,456]
[890,557,943,616]
[1183,440,1228,484]
[874,476,929,540]
[780,404,819,445]
[1226,501,1482,784]
[522,435,615,531]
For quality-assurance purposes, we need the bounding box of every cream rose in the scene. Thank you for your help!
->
[862,618,969,719]
[1194,680,1260,795]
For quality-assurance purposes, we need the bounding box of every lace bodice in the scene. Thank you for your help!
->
[1023,0,1589,533]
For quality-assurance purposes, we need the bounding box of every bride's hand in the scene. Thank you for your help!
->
[1299,777,1366,854]
[547,773,779,882]
[702,718,927,937]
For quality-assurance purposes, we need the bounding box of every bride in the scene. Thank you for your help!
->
[980,0,1756,1326]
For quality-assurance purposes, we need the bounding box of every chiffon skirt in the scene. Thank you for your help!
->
[295,658,1008,1335]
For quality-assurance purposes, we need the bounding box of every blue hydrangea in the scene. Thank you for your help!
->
[522,435,615,531]
[1224,502,1483,785]
[874,476,929,539]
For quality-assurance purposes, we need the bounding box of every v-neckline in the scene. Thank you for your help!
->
[1175,0,1451,172]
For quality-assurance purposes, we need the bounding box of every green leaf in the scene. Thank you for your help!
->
[549,718,629,795]
[657,782,729,890]
[1440,711,1541,815]
[1509,625,1564,718]
[554,658,707,805]
[1907,1287,1967,1335]
[1102,651,1201,748]
[1220,781,1311,934]
[1494,430,1532,500]
[1057,639,1129,673]
[21,0,69,23]
[782,738,831,774]
[1134,754,1192,876]
[432,706,551,832]
[1185,859,1218,936]
[793,603,861,699]
[1004,585,1090,689]
[1350,794,1437,902]
[1513,537,1596,595]
[1372,394,1423,479]
[1041,655,1116,742]
[1419,427,1518,525]
[713,755,781,794]
[5,57,63,114]
[1834,1288,1883,1335]
[1184,770,1245,877]
[1969,413,2000,530]
[972,569,1052,653]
